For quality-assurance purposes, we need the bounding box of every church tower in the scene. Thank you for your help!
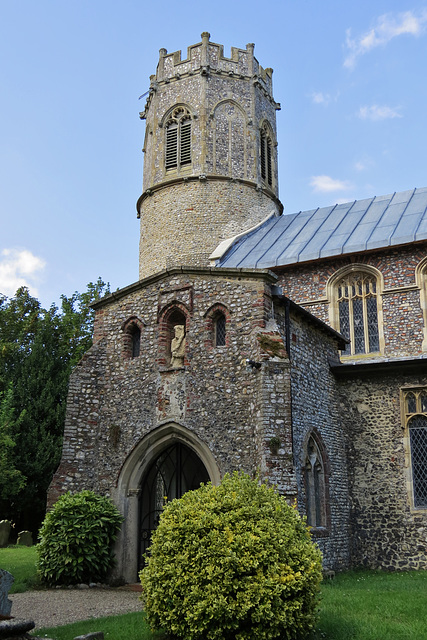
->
[137,32,283,278]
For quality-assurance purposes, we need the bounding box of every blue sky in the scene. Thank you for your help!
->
[1,0,427,308]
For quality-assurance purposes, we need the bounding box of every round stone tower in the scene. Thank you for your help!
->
[137,32,283,279]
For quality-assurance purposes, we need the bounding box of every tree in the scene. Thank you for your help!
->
[0,384,26,501]
[0,279,109,534]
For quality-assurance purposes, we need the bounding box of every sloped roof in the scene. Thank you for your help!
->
[217,187,427,269]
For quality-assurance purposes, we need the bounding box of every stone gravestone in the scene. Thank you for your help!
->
[0,569,14,618]
[0,522,11,548]
[16,531,32,547]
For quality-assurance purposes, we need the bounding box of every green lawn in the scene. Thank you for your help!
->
[0,546,39,593]
[1,548,425,640]
[36,611,166,640]
[313,570,427,640]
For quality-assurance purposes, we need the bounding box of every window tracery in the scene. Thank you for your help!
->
[304,434,328,529]
[335,270,380,355]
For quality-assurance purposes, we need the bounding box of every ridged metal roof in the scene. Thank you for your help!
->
[217,187,427,269]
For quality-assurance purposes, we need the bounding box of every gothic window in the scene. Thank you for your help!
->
[403,388,427,509]
[260,123,273,187]
[303,434,328,530]
[122,318,143,359]
[336,271,380,355]
[204,304,230,349]
[165,107,192,170]
[214,312,226,347]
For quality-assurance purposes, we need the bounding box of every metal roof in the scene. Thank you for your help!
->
[217,187,427,269]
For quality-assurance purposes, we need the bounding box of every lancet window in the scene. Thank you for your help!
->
[260,124,273,187]
[304,435,328,529]
[403,388,427,509]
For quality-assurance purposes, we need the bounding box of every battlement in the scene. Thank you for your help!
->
[154,32,273,97]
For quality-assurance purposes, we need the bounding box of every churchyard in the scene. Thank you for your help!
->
[1,539,426,639]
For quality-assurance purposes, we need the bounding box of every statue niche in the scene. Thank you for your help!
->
[170,324,186,368]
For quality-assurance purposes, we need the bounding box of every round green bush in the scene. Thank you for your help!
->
[140,472,322,640]
[37,490,123,585]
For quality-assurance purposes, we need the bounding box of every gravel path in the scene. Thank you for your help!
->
[10,587,143,631]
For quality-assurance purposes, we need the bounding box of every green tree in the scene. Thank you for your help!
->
[0,279,109,533]
[0,383,26,501]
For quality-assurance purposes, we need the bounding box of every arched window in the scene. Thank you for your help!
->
[303,434,329,530]
[214,312,226,347]
[204,304,230,349]
[165,107,192,170]
[403,388,427,509]
[260,123,273,187]
[122,317,144,359]
[333,269,381,355]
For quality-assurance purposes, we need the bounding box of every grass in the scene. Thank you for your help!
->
[35,611,166,640]
[312,570,427,640]
[33,570,427,640]
[0,545,39,593]
[1,549,424,639]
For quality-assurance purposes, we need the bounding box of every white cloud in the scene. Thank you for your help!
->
[310,175,352,193]
[310,91,339,106]
[0,248,46,298]
[344,10,427,69]
[358,105,402,121]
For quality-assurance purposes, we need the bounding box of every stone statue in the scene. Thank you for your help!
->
[170,325,186,368]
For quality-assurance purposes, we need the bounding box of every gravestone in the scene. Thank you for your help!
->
[16,531,32,547]
[0,570,14,618]
[0,522,11,548]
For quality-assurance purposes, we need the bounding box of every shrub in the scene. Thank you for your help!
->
[140,472,322,640]
[37,490,123,585]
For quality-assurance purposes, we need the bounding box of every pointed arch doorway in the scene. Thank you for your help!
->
[139,442,209,569]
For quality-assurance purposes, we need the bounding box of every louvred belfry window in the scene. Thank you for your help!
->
[260,125,273,187]
[336,271,379,355]
[165,107,192,170]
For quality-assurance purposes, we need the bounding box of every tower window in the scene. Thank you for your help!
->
[260,125,273,187]
[336,271,380,355]
[165,107,192,170]
[403,388,427,509]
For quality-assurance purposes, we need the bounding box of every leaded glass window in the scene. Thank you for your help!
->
[165,107,192,170]
[336,271,379,355]
[403,388,427,508]
[215,313,226,347]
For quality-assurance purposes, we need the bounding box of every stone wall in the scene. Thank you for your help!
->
[137,33,282,279]
[337,370,427,570]
[278,303,351,570]
[275,243,427,358]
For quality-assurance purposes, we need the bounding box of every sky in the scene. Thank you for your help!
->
[1,0,427,309]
